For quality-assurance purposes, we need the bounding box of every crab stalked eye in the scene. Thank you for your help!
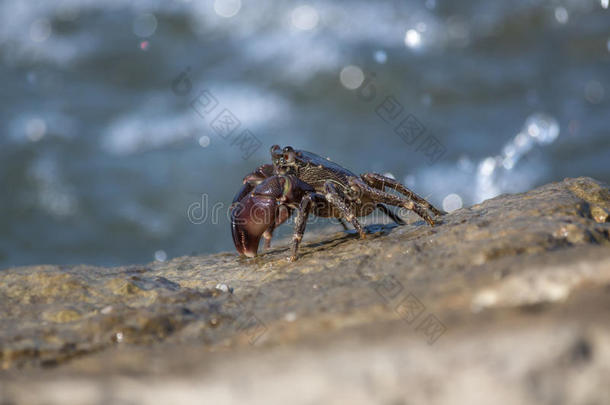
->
[282,146,296,163]
[270,145,282,162]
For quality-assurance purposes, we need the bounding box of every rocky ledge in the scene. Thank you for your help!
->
[1,177,610,404]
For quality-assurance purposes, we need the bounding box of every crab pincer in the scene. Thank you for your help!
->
[230,174,314,258]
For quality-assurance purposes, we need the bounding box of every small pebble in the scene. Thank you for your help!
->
[101,305,113,314]
[215,283,231,293]
[284,312,297,322]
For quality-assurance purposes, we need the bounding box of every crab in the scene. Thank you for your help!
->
[230,145,445,261]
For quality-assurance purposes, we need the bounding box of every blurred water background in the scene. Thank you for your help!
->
[1,0,609,269]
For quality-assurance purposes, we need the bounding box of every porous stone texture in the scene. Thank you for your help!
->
[1,177,609,404]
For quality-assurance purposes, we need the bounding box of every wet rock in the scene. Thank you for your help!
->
[1,177,609,404]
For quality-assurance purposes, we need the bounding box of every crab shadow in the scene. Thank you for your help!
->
[287,220,431,256]
[237,216,441,266]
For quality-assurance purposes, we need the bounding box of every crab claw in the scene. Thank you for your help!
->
[230,175,313,258]
[231,195,277,258]
[231,176,285,258]
[230,180,277,257]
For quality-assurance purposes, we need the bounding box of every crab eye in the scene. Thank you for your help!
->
[270,145,282,162]
[283,150,296,163]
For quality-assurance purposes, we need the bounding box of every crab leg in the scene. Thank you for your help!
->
[323,181,366,238]
[349,178,438,226]
[361,173,445,216]
[289,193,321,261]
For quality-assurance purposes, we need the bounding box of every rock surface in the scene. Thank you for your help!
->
[1,177,609,404]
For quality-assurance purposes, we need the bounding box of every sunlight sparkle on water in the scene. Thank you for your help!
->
[291,5,319,31]
[479,157,496,177]
[442,194,463,212]
[404,29,421,48]
[525,113,559,144]
[339,65,364,90]
[133,13,157,38]
[475,113,559,203]
[374,50,387,64]
[214,0,241,18]
[26,118,46,142]
[154,250,167,262]
[198,135,210,148]
[602,0,609,9]
[554,7,569,24]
